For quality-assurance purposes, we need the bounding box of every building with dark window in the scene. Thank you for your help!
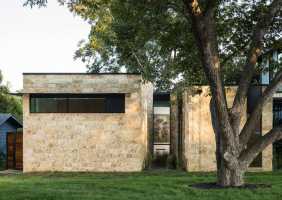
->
[22,68,281,172]
[22,73,153,172]
[262,49,282,170]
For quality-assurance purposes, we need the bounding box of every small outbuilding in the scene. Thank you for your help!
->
[0,114,22,169]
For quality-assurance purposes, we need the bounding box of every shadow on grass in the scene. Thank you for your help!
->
[190,182,271,190]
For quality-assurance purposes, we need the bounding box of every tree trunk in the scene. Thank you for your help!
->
[230,168,244,186]
[217,159,231,186]
[217,136,245,187]
[211,97,245,187]
[185,0,282,188]
[217,157,245,187]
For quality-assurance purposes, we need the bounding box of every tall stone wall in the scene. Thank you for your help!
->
[182,87,217,171]
[170,92,181,168]
[182,86,272,172]
[140,82,154,167]
[23,74,153,172]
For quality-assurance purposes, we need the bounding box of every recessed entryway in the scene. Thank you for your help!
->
[152,93,170,168]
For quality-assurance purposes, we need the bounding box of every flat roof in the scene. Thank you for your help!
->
[23,72,141,75]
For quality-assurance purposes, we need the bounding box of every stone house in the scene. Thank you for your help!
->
[22,73,277,172]
[23,73,153,172]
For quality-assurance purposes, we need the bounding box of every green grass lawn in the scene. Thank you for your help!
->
[0,171,282,200]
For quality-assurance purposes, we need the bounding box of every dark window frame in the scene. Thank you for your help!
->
[273,98,282,170]
[247,86,263,168]
[30,93,125,113]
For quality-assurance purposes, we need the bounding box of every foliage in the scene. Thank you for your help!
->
[73,0,205,90]
[23,1,281,90]
[0,70,22,121]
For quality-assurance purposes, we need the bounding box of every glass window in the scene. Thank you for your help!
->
[69,98,106,113]
[106,95,125,113]
[30,94,125,113]
[30,97,68,113]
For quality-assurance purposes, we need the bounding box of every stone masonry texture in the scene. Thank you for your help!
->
[182,86,272,172]
[23,74,153,172]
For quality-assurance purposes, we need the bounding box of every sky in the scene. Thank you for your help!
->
[0,0,90,92]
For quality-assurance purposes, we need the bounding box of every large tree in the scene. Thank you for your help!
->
[184,0,282,187]
[25,0,282,186]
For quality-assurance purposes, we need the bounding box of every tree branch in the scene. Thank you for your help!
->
[132,52,145,70]
[23,0,48,8]
[231,0,282,118]
[239,127,282,168]
[184,0,238,155]
[239,69,282,151]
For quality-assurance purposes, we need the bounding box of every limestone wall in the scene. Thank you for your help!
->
[23,73,141,94]
[182,86,218,171]
[23,74,153,172]
[182,86,272,172]
[170,92,181,168]
[140,82,154,167]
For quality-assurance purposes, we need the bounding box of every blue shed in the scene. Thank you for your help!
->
[0,114,22,158]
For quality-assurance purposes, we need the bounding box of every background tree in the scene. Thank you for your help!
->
[25,0,282,187]
[0,70,22,121]
[25,0,279,90]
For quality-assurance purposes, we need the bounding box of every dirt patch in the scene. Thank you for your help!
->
[190,182,271,190]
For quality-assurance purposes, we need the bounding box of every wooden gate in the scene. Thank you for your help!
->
[6,132,23,170]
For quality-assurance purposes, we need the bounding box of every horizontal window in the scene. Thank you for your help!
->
[30,94,125,113]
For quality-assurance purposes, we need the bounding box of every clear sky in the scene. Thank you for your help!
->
[0,0,90,92]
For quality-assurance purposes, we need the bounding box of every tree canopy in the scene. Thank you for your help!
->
[25,0,281,90]
[0,70,22,121]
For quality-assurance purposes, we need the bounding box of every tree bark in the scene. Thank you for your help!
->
[185,0,240,186]
[211,97,245,186]
[184,0,282,187]
[240,128,282,167]
[210,97,231,185]
[230,168,244,186]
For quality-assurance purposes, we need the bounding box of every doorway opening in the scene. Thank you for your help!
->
[152,93,170,168]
